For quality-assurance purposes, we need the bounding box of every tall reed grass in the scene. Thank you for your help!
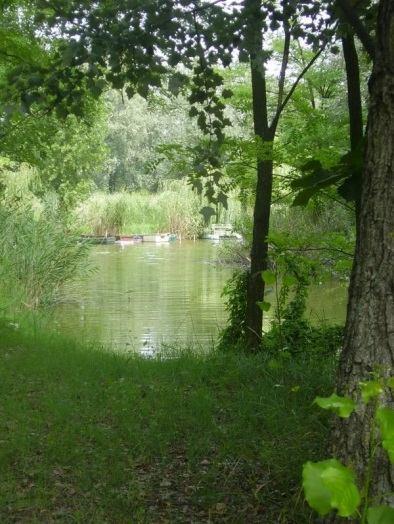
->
[0,206,90,310]
[74,181,244,238]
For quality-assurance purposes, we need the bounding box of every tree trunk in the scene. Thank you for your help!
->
[246,156,273,349]
[108,170,117,193]
[330,0,394,511]
[342,33,363,152]
[342,31,363,227]
[244,5,273,349]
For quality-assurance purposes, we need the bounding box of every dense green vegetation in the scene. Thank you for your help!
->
[0,0,393,521]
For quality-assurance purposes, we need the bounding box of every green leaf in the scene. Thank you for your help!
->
[321,463,361,517]
[262,270,276,285]
[217,192,228,210]
[200,206,216,224]
[189,106,199,118]
[257,301,271,312]
[302,461,336,516]
[359,380,383,404]
[282,274,297,287]
[222,88,233,99]
[303,459,361,517]
[292,187,318,206]
[377,408,394,463]
[367,506,394,524]
[314,394,356,418]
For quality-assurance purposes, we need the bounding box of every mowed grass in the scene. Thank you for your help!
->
[0,323,334,523]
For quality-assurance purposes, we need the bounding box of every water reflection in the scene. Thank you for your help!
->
[53,241,347,351]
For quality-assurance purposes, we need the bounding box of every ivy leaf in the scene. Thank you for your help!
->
[314,394,356,418]
[303,459,361,517]
[367,506,394,524]
[359,380,383,404]
[257,301,271,312]
[376,408,394,463]
[262,270,276,285]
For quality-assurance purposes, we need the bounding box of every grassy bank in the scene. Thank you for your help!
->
[0,321,334,522]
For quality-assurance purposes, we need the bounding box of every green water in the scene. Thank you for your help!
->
[53,241,348,352]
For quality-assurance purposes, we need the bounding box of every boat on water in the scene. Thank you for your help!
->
[115,235,143,246]
[202,224,243,242]
[80,235,116,245]
[143,233,177,243]
[114,233,177,245]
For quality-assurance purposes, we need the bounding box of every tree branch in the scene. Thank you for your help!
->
[270,44,326,132]
[274,6,291,122]
[336,0,375,59]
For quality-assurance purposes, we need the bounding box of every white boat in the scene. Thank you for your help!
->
[143,233,177,243]
[202,224,243,242]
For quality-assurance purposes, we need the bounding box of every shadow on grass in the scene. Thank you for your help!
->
[0,319,334,523]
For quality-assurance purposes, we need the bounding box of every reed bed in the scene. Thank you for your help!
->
[74,181,244,238]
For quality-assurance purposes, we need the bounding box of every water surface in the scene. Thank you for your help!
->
[53,241,347,352]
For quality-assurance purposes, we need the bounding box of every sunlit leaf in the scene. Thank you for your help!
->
[377,408,394,463]
[359,380,383,404]
[314,393,355,418]
[303,461,332,516]
[303,459,360,518]
[321,463,361,517]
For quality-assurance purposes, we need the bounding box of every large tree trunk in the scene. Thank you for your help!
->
[331,0,394,509]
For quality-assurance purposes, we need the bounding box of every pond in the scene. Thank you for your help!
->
[53,240,348,353]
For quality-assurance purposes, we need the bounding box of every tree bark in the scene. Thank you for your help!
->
[342,32,363,151]
[330,0,394,513]
[342,30,363,226]
[244,0,274,350]
[246,155,273,348]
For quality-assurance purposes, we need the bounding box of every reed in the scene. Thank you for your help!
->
[74,181,244,238]
[0,205,91,310]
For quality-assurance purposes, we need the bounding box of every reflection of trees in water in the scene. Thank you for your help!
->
[54,243,346,351]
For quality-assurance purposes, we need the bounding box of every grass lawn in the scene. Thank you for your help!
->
[0,321,334,523]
